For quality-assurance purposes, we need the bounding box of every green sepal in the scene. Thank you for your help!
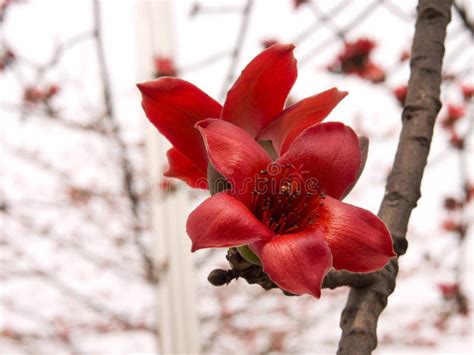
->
[237,245,262,266]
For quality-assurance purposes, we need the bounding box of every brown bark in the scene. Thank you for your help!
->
[337,0,452,353]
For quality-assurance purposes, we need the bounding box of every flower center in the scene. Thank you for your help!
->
[251,163,324,234]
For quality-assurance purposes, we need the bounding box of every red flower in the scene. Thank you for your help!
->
[438,282,459,298]
[138,44,347,189]
[293,0,309,9]
[329,38,385,83]
[447,104,465,120]
[440,104,465,129]
[0,48,15,72]
[153,56,177,77]
[23,86,44,103]
[441,219,462,233]
[23,84,59,104]
[467,184,474,202]
[461,84,474,101]
[449,131,464,150]
[47,84,60,97]
[339,39,376,61]
[399,50,410,62]
[393,85,408,106]
[187,119,395,298]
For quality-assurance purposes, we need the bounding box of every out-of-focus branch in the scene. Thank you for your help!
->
[4,264,147,331]
[453,0,474,36]
[92,0,157,283]
[179,50,232,74]
[300,0,380,65]
[292,0,348,44]
[337,1,452,354]
[308,1,345,40]
[218,0,253,100]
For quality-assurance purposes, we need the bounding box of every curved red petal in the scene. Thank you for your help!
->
[258,88,348,155]
[221,44,297,137]
[164,148,208,189]
[186,192,274,251]
[277,122,360,199]
[251,229,332,298]
[340,136,369,199]
[137,78,222,172]
[319,196,395,272]
[196,119,272,205]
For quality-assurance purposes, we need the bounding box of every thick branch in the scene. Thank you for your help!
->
[337,1,452,354]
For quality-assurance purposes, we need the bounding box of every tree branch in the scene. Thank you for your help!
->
[337,1,452,353]
[207,248,382,293]
[92,0,157,283]
[453,0,474,36]
[218,0,253,100]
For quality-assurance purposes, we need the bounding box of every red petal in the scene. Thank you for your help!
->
[221,44,297,137]
[277,122,360,199]
[258,88,348,155]
[164,148,208,189]
[319,196,395,272]
[137,78,222,172]
[186,192,274,251]
[251,229,332,298]
[196,119,272,205]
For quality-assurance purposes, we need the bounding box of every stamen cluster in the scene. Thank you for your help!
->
[251,163,325,234]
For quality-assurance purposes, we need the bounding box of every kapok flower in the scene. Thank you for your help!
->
[440,104,465,129]
[187,119,395,298]
[441,219,463,233]
[461,84,474,101]
[137,44,347,189]
[393,85,408,106]
[438,282,460,299]
[153,56,177,77]
[23,84,59,104]
[293,0,309,9]
[328,38,385,83]
[0,48,15,72]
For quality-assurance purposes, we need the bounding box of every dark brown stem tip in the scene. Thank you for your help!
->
[394,237,409,255]
[207,269,233,286]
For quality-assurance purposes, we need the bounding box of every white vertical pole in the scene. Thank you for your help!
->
[135,1,200,354]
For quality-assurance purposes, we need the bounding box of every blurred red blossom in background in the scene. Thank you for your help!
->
[293,0,309,9]
[461,84,474,101]
[393,85,408,106]
[23,84,60,105]
[0,48,15,71]
[328,38,385,83]
[153,56,177,77]
[440,103,465,129]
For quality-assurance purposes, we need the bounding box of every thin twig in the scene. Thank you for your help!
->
[218,0,253,101]
[300,0,381,65]
[92,0,157,282]
[453,0,474,36]
[291,0,349,45]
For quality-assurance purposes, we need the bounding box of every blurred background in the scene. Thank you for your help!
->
[1,0,473,354]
